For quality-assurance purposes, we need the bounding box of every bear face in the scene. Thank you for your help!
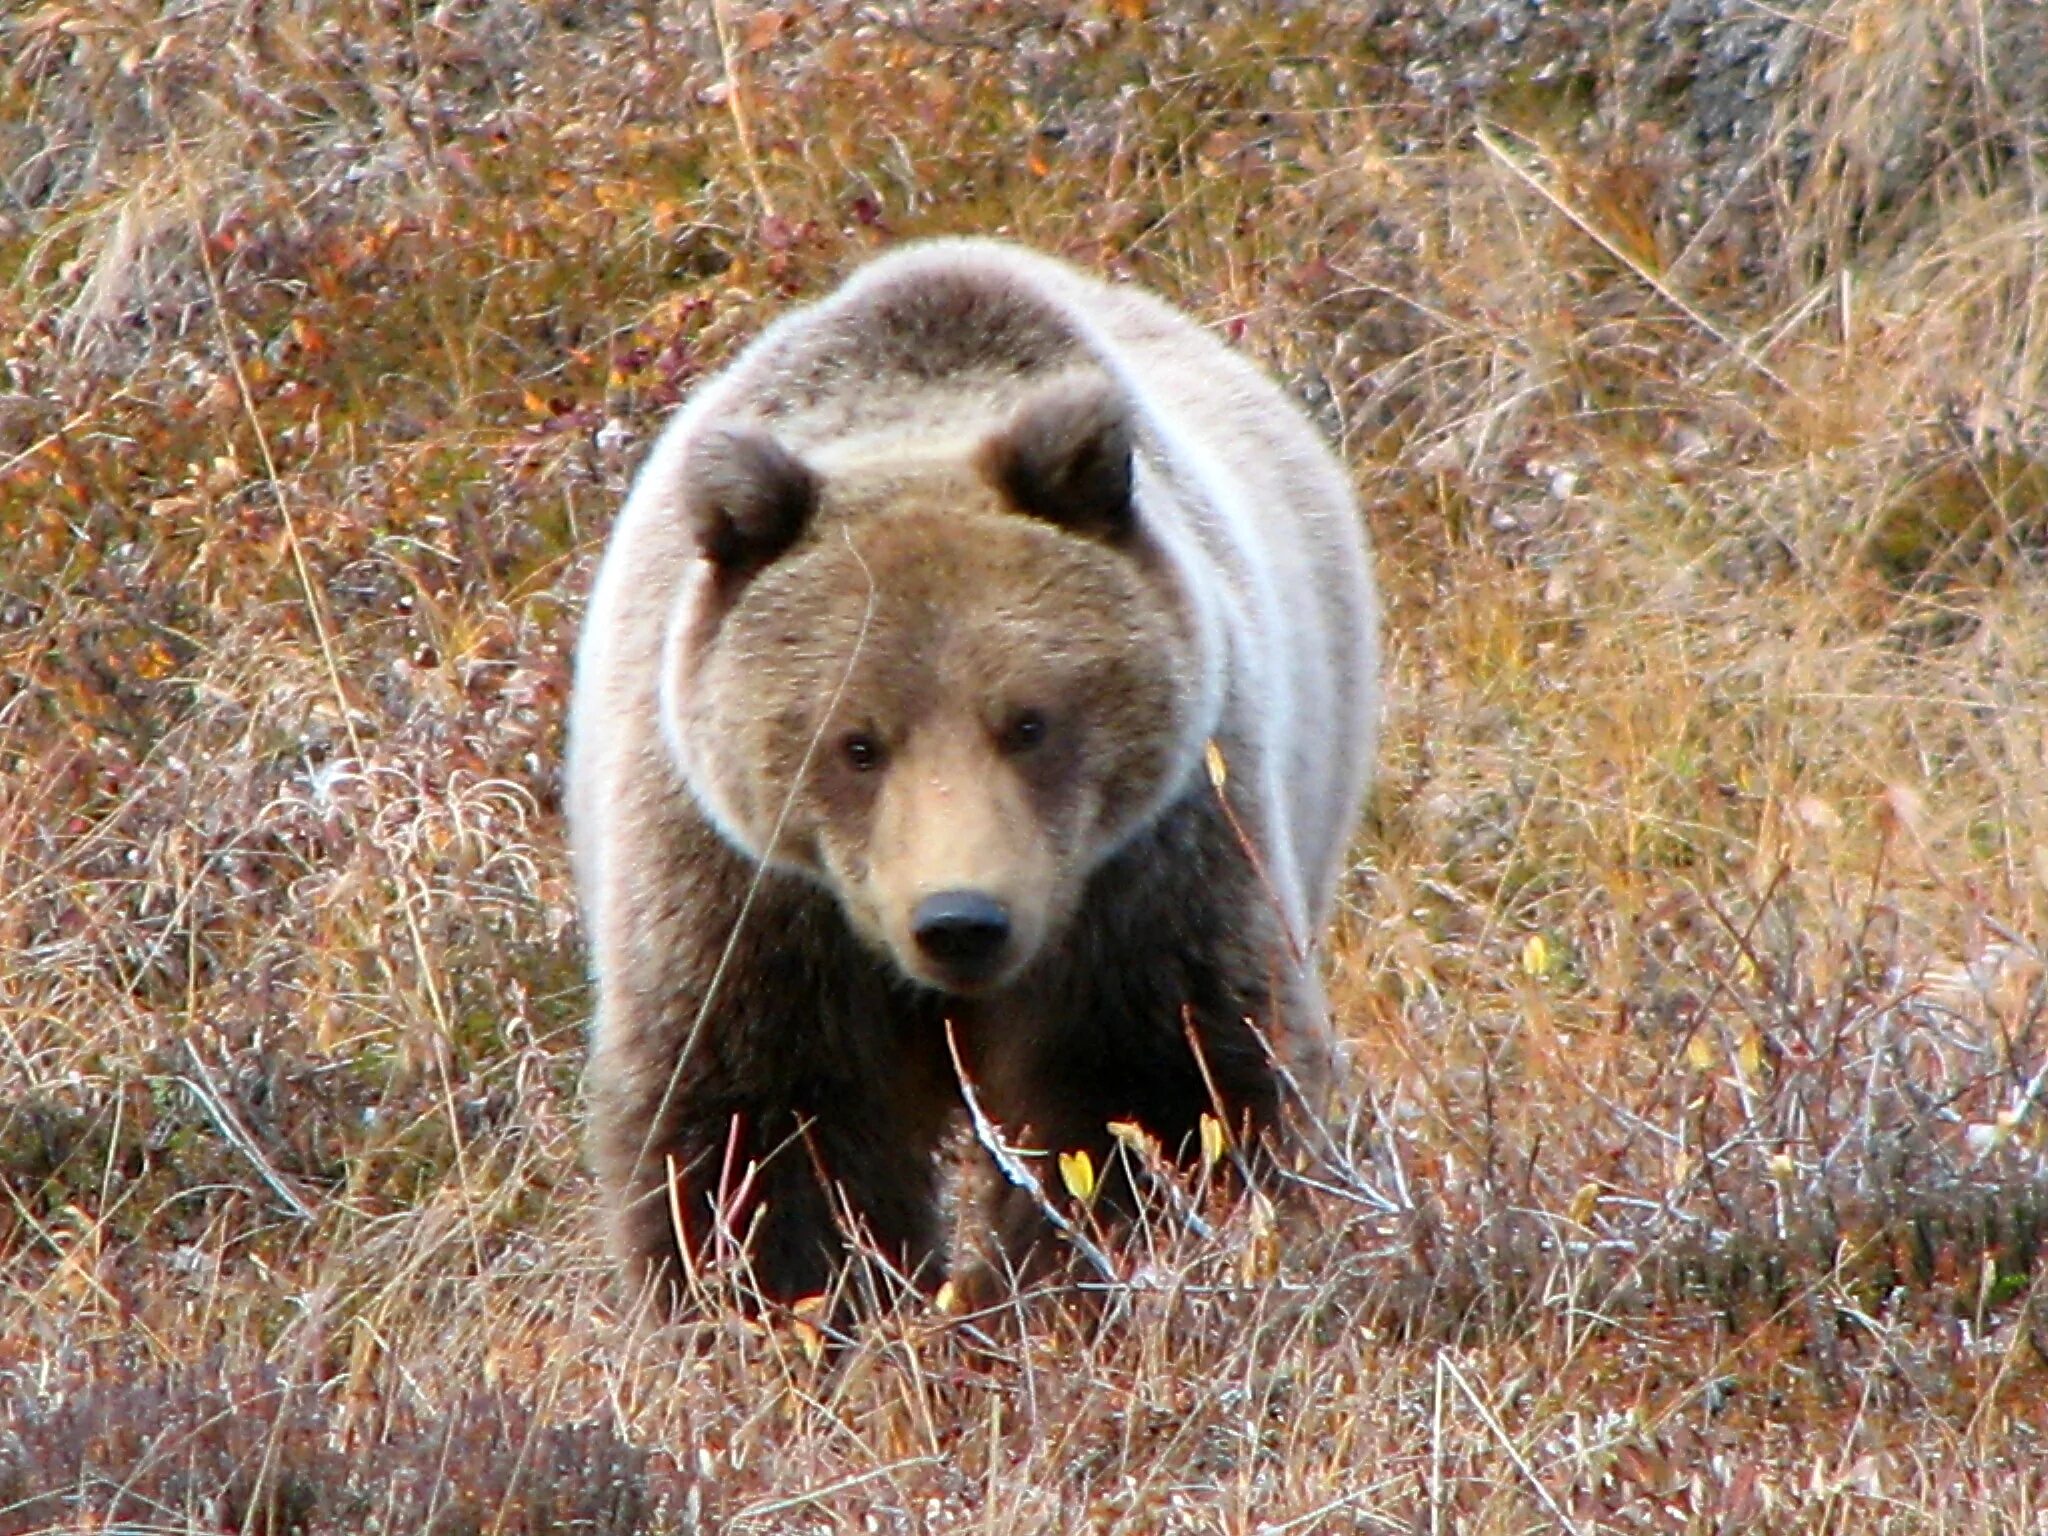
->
[663,378,1202,995]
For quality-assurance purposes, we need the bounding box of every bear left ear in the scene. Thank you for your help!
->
[977,374,1135,542]
[682,425,818,583]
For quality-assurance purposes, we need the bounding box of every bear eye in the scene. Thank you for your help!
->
[840,731,885,772]
[998,708,1049,755]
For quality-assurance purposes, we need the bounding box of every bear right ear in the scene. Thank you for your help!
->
[977,374,1136,542]
[681,426,817,582]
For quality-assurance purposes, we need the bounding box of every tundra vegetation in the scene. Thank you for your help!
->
[1,2,2044,1531]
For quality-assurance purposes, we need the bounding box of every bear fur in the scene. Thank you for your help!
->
[567,239,1379,1314]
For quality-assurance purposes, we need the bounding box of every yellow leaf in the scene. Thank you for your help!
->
[1058,1148,1096,1204]
[1684,1032,1717,1072]
[789,1293,828,1363]
[134,641,178,681]
[1239,1193,1279,1284]
[1199,1112,1228,1168]
[1737,1027,1766,1080]
[1204,739,1227,790]
[1521,933,1552,978]
[1107,1119,1159,1161]
[1567,1181,1600,1226]
[346,1319,381,1397]
[934,1280,962,1315]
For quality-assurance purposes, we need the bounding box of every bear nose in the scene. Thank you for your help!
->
[911,890,1012,985]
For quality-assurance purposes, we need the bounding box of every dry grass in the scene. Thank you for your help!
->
[2,1,2045,1530]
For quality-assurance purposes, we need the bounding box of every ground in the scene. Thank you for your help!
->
[1,2,2044,1531]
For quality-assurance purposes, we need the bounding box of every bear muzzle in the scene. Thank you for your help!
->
[909,888,1014,991]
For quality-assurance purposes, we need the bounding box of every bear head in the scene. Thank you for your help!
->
[661,373,1211,995]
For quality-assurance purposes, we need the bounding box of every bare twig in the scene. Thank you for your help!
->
[1439,1351,1587,1536]
[737,1458,944,1521]
[1474,122,1805,402]
[178,1039,318,1224]
[711,0,777,222]
[944,1019,1117,1285]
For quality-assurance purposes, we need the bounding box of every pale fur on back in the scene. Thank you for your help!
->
[569,238,1380,968]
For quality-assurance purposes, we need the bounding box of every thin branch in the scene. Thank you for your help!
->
[1474,122,1804,403]
[711,0,777,222]
[944,1019,1117,1285]
[178,1039,318,1224]
[1440,1351,1587,1536]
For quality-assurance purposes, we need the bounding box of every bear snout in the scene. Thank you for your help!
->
[910,888,1014,990]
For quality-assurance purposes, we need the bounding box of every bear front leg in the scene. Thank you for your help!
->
[588,990,954,1319]
[593,1081,942,1315]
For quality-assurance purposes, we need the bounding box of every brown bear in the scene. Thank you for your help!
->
[567,239,1378,1316]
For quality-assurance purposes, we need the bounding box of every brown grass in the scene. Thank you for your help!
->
[2,1,2044,1530]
